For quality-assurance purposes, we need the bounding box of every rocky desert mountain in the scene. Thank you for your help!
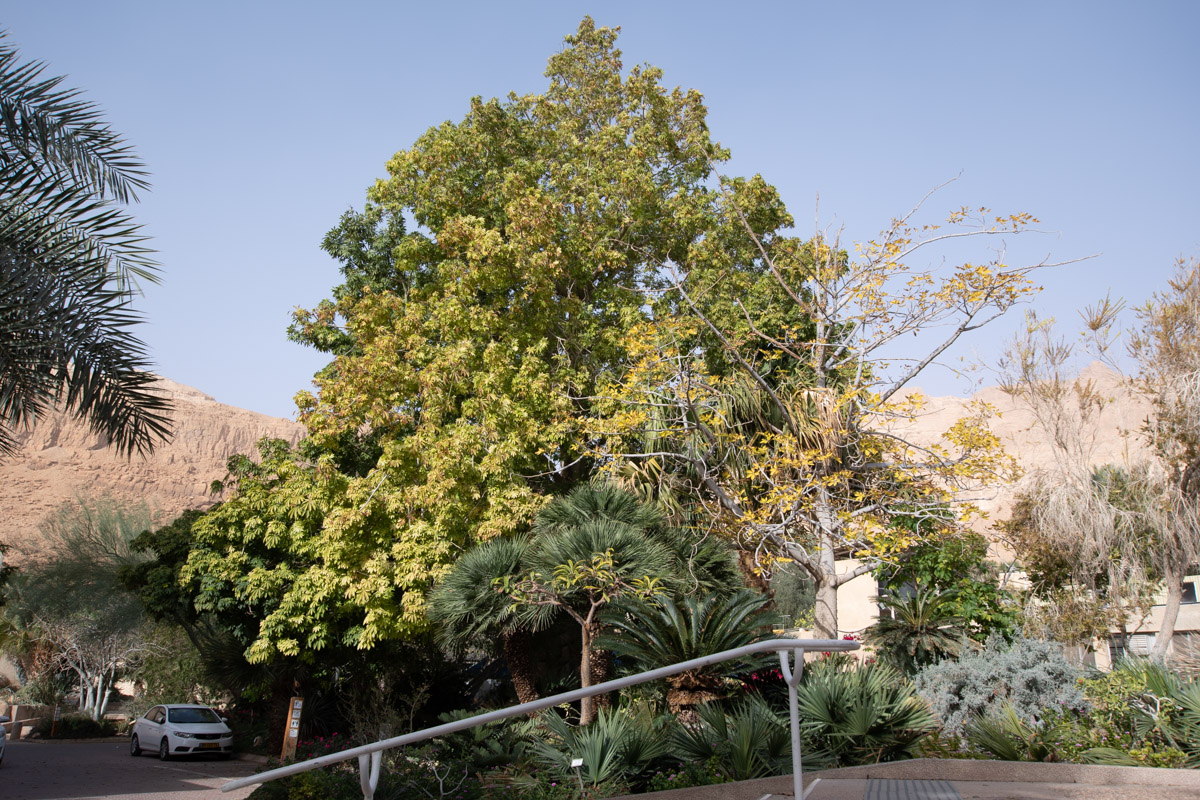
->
[0,377,303,555]
[0,364,1150,559]
[892,361,1153,554]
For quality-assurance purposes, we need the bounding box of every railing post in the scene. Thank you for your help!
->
[358,750,381,800]
[778,648,805,800]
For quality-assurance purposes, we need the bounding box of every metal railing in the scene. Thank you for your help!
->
[222,637,859,800]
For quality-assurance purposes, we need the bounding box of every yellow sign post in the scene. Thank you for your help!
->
[280,697,303,762]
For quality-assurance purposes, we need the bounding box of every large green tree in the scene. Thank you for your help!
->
[224,16,799,660]
[0,33,171,457]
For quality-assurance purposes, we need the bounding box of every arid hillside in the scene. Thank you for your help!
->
[0,364,1149,558]
[893,361,1153,551]
[0,377,304,553]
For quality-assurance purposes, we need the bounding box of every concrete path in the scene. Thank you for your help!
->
[0,740,262,800]
[611,758,1200,800]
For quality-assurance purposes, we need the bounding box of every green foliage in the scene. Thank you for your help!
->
[529,707,668,788]
[428,537,531,654]
[863,586,974,676]
[769,562,815,628]
[247,767,361,800]
[127,624,221,717]
[875,531,1017,642]
[672,696,792,780]
[963,701,1062,762]
[285,16,792,633]
[120,509,209,632]
[913,636,1087,736]
[599,590,777,712]
[183,438,428,664]
[2,498,152,719]
[796,658,937,767]
[0,31,171,457]
[34,712,116,739]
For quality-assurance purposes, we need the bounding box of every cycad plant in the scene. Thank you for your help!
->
[863,585,973,675]
[599,590,777,715]
[0,34,171,456]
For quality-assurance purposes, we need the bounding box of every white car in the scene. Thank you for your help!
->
[130,704,233,760]
[0,713,8,767]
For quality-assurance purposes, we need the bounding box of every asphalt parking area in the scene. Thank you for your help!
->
[1,740,263,800]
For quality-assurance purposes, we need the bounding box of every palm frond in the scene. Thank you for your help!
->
[0,31,171,457]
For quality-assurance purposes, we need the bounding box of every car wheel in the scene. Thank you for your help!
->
[158,737,170,761]
[130,733,141,756]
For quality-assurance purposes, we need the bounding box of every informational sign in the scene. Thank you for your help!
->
[280,697,304,761]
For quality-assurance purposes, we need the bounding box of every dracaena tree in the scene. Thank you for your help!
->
[1000,258,1200,659]
[0,32,171,457]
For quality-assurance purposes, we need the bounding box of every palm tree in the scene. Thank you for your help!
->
[0,33,172,457]
[863,585,973,675]
[426,537,541,704]
[599,590,777,716]
[535,483,743,596]
[521,516,675,724]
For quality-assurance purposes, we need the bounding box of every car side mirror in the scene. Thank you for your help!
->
[221,717,229,724]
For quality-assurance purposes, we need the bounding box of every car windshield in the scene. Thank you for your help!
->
[168,707,221,724]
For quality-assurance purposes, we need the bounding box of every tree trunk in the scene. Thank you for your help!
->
[98,673,113,719]
[588,623,613,711]
[500,630,540,705]
[578,624,595,726]
[1151,569,1184,661]
[812,532,839,639]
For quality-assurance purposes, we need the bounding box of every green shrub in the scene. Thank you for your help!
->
[797,658,937,766]
[34,713,116,739]
[913,636,1086,735]
[246,767,360,800]
[672,696,792,780]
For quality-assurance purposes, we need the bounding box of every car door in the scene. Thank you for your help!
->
[141,706,165,741]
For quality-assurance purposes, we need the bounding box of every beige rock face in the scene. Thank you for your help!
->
[0,376,304,554]
[891,361,1153,554]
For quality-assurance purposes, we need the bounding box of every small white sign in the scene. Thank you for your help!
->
[570,758,584,768]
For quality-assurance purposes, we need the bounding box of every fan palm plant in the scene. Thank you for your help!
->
[515,517,675,724]
[0,33,171,457]
[426,536,540,703]
[796,658,937,766]
[599,590,777,715]
[671,695,794,780]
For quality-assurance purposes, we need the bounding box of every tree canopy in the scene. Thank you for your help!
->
[195,17,801,664]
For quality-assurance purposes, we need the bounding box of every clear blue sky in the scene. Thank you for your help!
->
[5,2,1198,419]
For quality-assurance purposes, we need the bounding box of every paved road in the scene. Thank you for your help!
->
[0,740,264,800]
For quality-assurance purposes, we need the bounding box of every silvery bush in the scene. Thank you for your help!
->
[913,636,1087,735]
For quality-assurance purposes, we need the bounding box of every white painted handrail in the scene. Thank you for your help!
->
[222,637,858,799]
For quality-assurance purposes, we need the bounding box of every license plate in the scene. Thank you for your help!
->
[199,742,220,750]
